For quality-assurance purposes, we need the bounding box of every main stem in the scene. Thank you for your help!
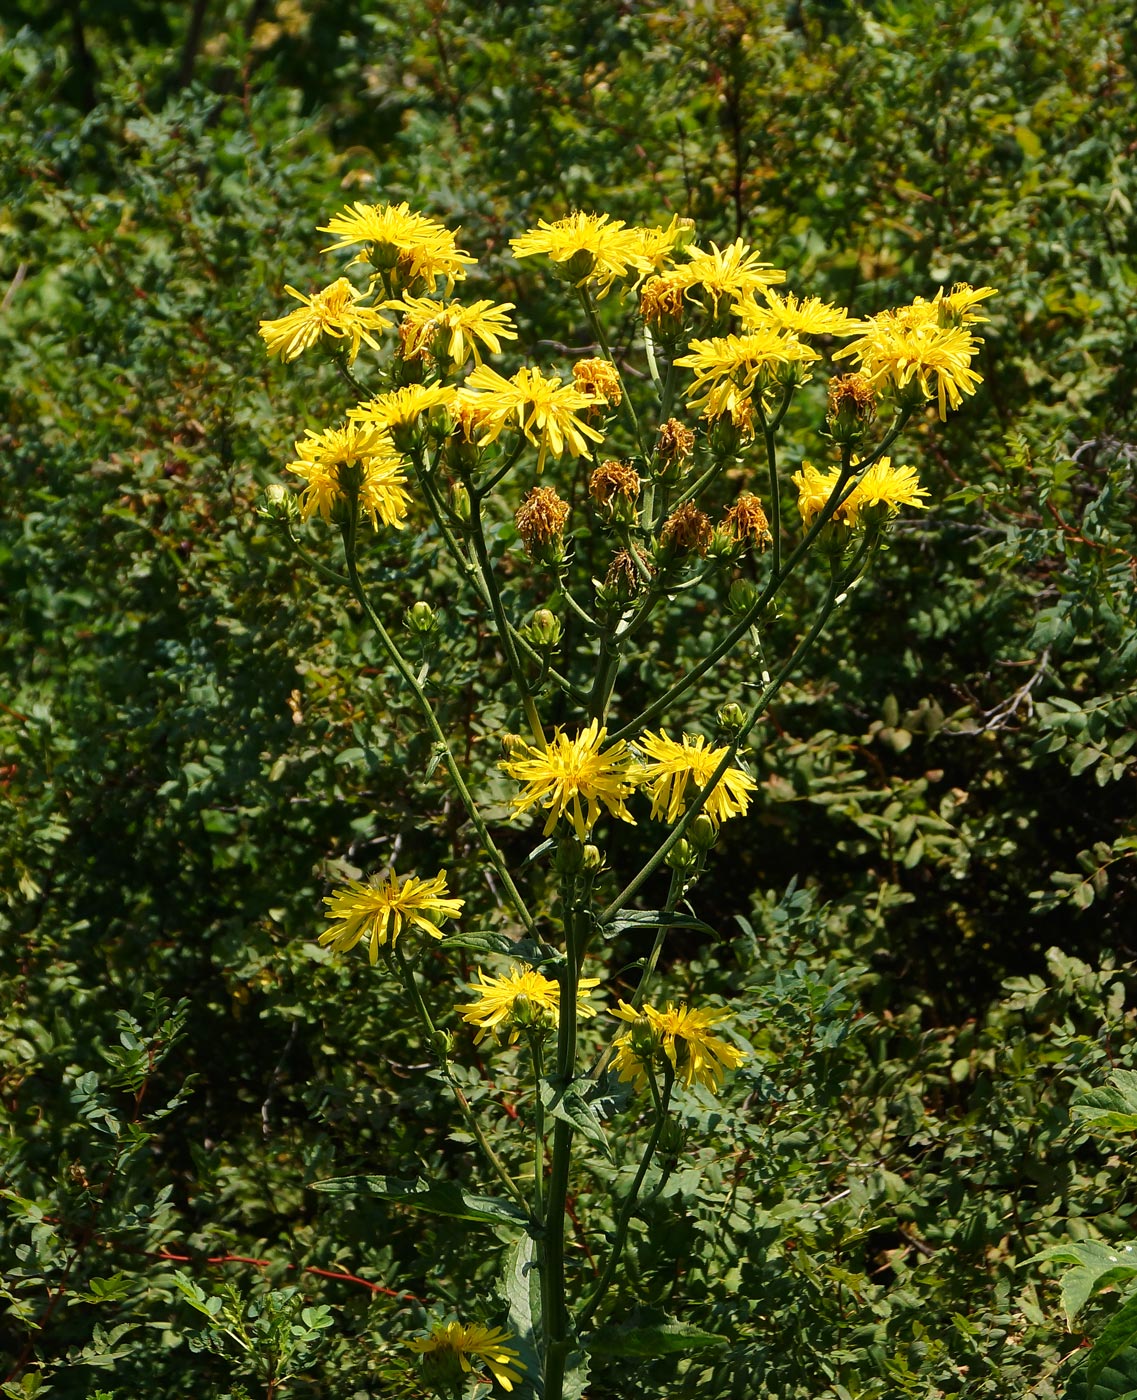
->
[542,887,582,1400]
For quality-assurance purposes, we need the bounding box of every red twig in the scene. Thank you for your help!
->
[151,1247,421,1301]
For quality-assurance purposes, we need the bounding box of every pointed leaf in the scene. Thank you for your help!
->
[540,1079,612,1159]
[605,909,717,939]
[1029,1241,1137,1324]
[585,1318,728,1357]
[310,1175,529,1227]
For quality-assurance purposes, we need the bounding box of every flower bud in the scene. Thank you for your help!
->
[689,814,718,851]
[629,1014,663,1060]
[658,1116,688,1156]
[580,843,603,873]
[257,483,298,523]
[555,836,585,875]
[527,608,562,649]
[448,481,471,523]
[665,838,695,872]
[562,248,597,284]
[430,1029,455,1059]
[500,732,527,757]
[406,600,438,635]
[717,701,747,736]
[727,579,760,616]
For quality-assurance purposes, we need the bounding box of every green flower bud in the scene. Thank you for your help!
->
[257,483,298,523]
[449,481,471,523]
[629,1014,663,1059]
[717,701,747,736]
[430,1029,455,1060]
[580,843,604,873]
[419,1342,466,1393]
[665,838,694,872]
[527,608,562,649]
[727,579,760,616]
[658,1116,688,1156]
[562,248,597,283]
[555,837,585,875]
[690,814,718,851]
[406,600,438,635]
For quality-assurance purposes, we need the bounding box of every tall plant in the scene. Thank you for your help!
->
[256,199,992,1398]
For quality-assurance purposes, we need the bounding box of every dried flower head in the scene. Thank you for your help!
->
[722,492,771,548]
[515,485,570,555]
[661,502,712,556]
[640,273,688,332]
[656,418,695,470]
[827,372,877,424]
[604,548,645,602]
[589,460,641,509]
[572,357,623,408]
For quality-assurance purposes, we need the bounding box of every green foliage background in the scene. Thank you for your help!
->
[1,1,1135,1396]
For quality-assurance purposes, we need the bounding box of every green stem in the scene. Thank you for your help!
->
[530,1036,547,1224]
[578,287,647,460]
[467,490,547,747]
[578,1064,674,1329]
[757,397,782,580]
[341,519,535,931]
[542,891,582,1400]
[394,943,528,1211]
[600,576,843,923]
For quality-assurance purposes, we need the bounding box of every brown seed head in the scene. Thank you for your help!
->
[515,485,570,554]
[661,502,713,556]
[656,418,695,469]
[604,548,645,602]
[722,492,772,549]
[589,459,641,508]
[827,373,877,423]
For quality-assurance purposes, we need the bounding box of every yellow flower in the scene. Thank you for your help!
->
[457,965,601,1045]
[319,870,463,964]
[670,238,786,314]
[258,278,392,363]
[675,329,819,418]
[319,201,475,293]
[464,363,604,471]
[933,281,998,327]
[392,294,517,367]
[572,357,623,408]
[286,422,411,528]
[737,288,856,338]
[404,1321,524,1394]
[350,383,457,433]
[500,720,639,838]
[791,460,844,526]
[842,458,930,523]
[624,214,694,272]
[612,1000,747,1095]
[636,730,756,826]
[835,310,984,419]
[510,211,651,296]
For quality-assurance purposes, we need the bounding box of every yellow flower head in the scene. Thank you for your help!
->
[258,278,392,363]
[392,294,518,367]
[625,214,695,272]
[319,870,463,964]
[510,211,651,297]
[842,457,930,523]
[636,730,756,827]
[791,460,845,527]
[572,357,623,408]
[457,965,601,1045]
[465,363,604,471]
[319,201,476,293]
[350,383,457,433]
[500,720,639,839]
[835,311,984,419]
[404,1321,524,1394]
[612,1000,747,1095]
[286,421,411,528]
[670,238,786,315]
[934,281,998,327]
[737,288,856,338]
[675,329,820,419]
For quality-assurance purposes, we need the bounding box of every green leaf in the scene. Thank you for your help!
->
[1029,1241,1137,1323]
[605,909,717,939]
[1086,1295,1137,1391]
[585,1317,728,1358]
[1073,1071,1137,1137]
[540,1079,612,1159]
[309,1175,529,1227]
[500,1234,542,1396]
[440,933,552,964]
